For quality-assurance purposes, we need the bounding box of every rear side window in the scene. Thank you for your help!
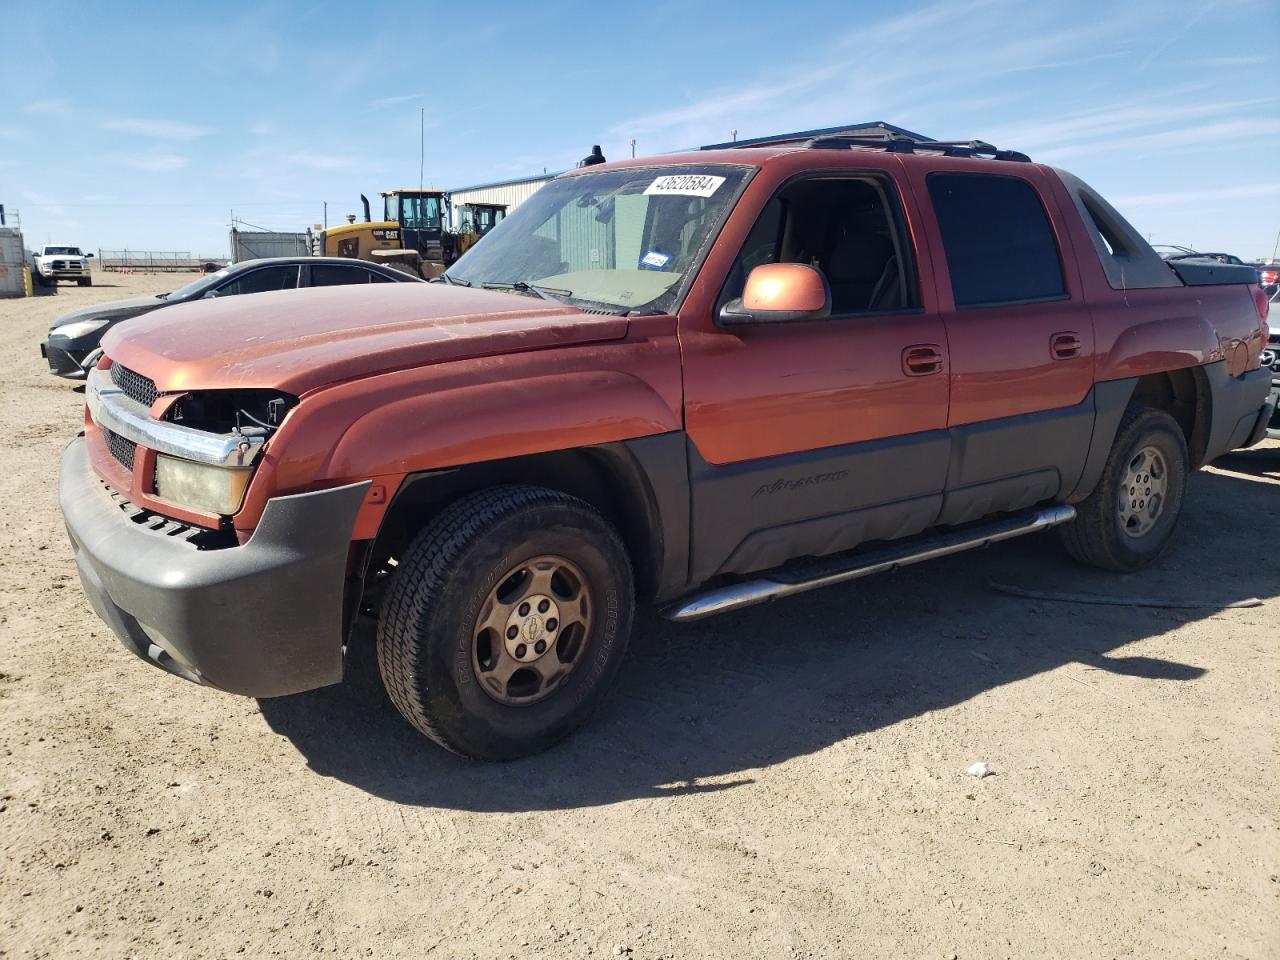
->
[312,263,370,287]
[927,173,1065,307]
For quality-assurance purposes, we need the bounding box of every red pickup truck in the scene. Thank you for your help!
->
[60,136,1273,759]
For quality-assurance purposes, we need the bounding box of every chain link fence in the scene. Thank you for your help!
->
[97,250,224,273]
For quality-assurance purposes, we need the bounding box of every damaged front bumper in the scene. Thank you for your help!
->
[60,435,369,698]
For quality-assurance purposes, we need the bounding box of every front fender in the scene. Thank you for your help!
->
[324,369,680,479]
[229,316,684,538]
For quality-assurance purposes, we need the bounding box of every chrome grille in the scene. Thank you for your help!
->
[103,428,137,470]
[110,363,158,407]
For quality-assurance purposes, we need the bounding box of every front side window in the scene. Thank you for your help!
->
[211,265,300,297]
[447,164,751,314]
[721,176,916,315]
[926,173,1065,307]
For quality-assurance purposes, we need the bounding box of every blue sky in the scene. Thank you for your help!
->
[1,0,1277,258]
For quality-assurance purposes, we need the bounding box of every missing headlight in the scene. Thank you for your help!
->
[167,390,299,436]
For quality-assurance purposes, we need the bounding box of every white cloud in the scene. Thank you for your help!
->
[1038,117,1280,162]
[982,93,1278,153]
[250,121,274,135]
[605,0,1156,151]
[1111,182,1280,209]
[23,97,72,115]
[371,92,426,108]
[108,152,189,173]
[102,117,211,140]
[282,152,367,173]
[1135,1,1216,73]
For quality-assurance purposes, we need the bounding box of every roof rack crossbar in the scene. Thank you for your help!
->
[803,135,1031,163]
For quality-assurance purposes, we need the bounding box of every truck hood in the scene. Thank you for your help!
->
[100,283,629,395]
[49,295,169,332]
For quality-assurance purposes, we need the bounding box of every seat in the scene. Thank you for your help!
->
[824,232,895,313]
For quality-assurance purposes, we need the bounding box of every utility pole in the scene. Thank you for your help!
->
[323,202,328,229]
[630,139,636,158]
[419,107,425,193]
[731,129,737,142]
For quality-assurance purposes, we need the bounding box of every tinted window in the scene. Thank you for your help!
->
[311,263,370,287]
[927,173,1065,307]
[368,270,396,283]
[212,265,299,297]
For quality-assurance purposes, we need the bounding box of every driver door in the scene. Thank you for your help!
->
[680,169,951,583]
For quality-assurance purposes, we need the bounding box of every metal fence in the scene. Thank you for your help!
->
[229,228,313,263]
[97,250,221,273]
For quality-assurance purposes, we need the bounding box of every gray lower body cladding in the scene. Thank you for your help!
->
[1203,363,1273,457]
[60,436,369,698]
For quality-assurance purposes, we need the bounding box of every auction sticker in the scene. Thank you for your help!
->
[644,174,726,198]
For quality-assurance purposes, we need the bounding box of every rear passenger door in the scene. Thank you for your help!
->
[907,166,1096,524]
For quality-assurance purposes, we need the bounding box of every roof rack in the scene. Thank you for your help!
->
[803,134,1031,163]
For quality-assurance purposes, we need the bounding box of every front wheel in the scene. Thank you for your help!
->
[1059,406,1189,571]
[77,277,91,287]
[377,485,635,760]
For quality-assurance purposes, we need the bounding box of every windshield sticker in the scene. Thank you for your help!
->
[643,174,726,199]
[639,250,672,271]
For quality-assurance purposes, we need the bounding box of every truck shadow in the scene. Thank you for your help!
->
[257,466,1274,812]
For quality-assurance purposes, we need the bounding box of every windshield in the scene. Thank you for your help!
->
[166,267,231,300]
[45,246,82,256]
[446,164,752,314]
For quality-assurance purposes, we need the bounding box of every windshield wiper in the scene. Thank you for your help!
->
[439,273,471,287]
[480,280,572,302]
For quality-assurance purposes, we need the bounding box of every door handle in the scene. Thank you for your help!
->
[902,344,945,376]
[1051,332,1082,359]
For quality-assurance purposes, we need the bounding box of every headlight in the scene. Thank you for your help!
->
[55,318,109,339]
[154,455,252,515]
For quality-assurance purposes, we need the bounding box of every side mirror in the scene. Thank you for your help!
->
[86,253,94,258]
[719,263,831,326]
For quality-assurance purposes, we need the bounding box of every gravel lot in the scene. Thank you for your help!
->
[1,273,1277,959]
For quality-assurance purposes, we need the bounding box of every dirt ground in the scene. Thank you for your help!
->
[0,272,1277,959]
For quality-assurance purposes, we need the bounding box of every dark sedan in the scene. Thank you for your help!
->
[41,256,421,380]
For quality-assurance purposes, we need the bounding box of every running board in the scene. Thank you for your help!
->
[662,504,1076,622]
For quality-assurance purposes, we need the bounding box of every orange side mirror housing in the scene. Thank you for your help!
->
[719,263,832,326]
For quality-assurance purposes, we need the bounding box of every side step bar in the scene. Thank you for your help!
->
[663,504,1076,622]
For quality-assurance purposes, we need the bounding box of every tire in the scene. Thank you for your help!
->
[78,277,91,287]
[377,485,635,760]
[1059,406,1189,571]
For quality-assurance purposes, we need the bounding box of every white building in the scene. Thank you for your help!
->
[447,172,561,232]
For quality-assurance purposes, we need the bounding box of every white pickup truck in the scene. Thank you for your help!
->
[34,245,92,287]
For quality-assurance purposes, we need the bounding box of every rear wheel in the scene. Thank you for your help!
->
[377,485,634,760]
[1059,407,1189,571]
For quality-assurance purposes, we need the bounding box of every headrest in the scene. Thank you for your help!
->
[826,233,893,283]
